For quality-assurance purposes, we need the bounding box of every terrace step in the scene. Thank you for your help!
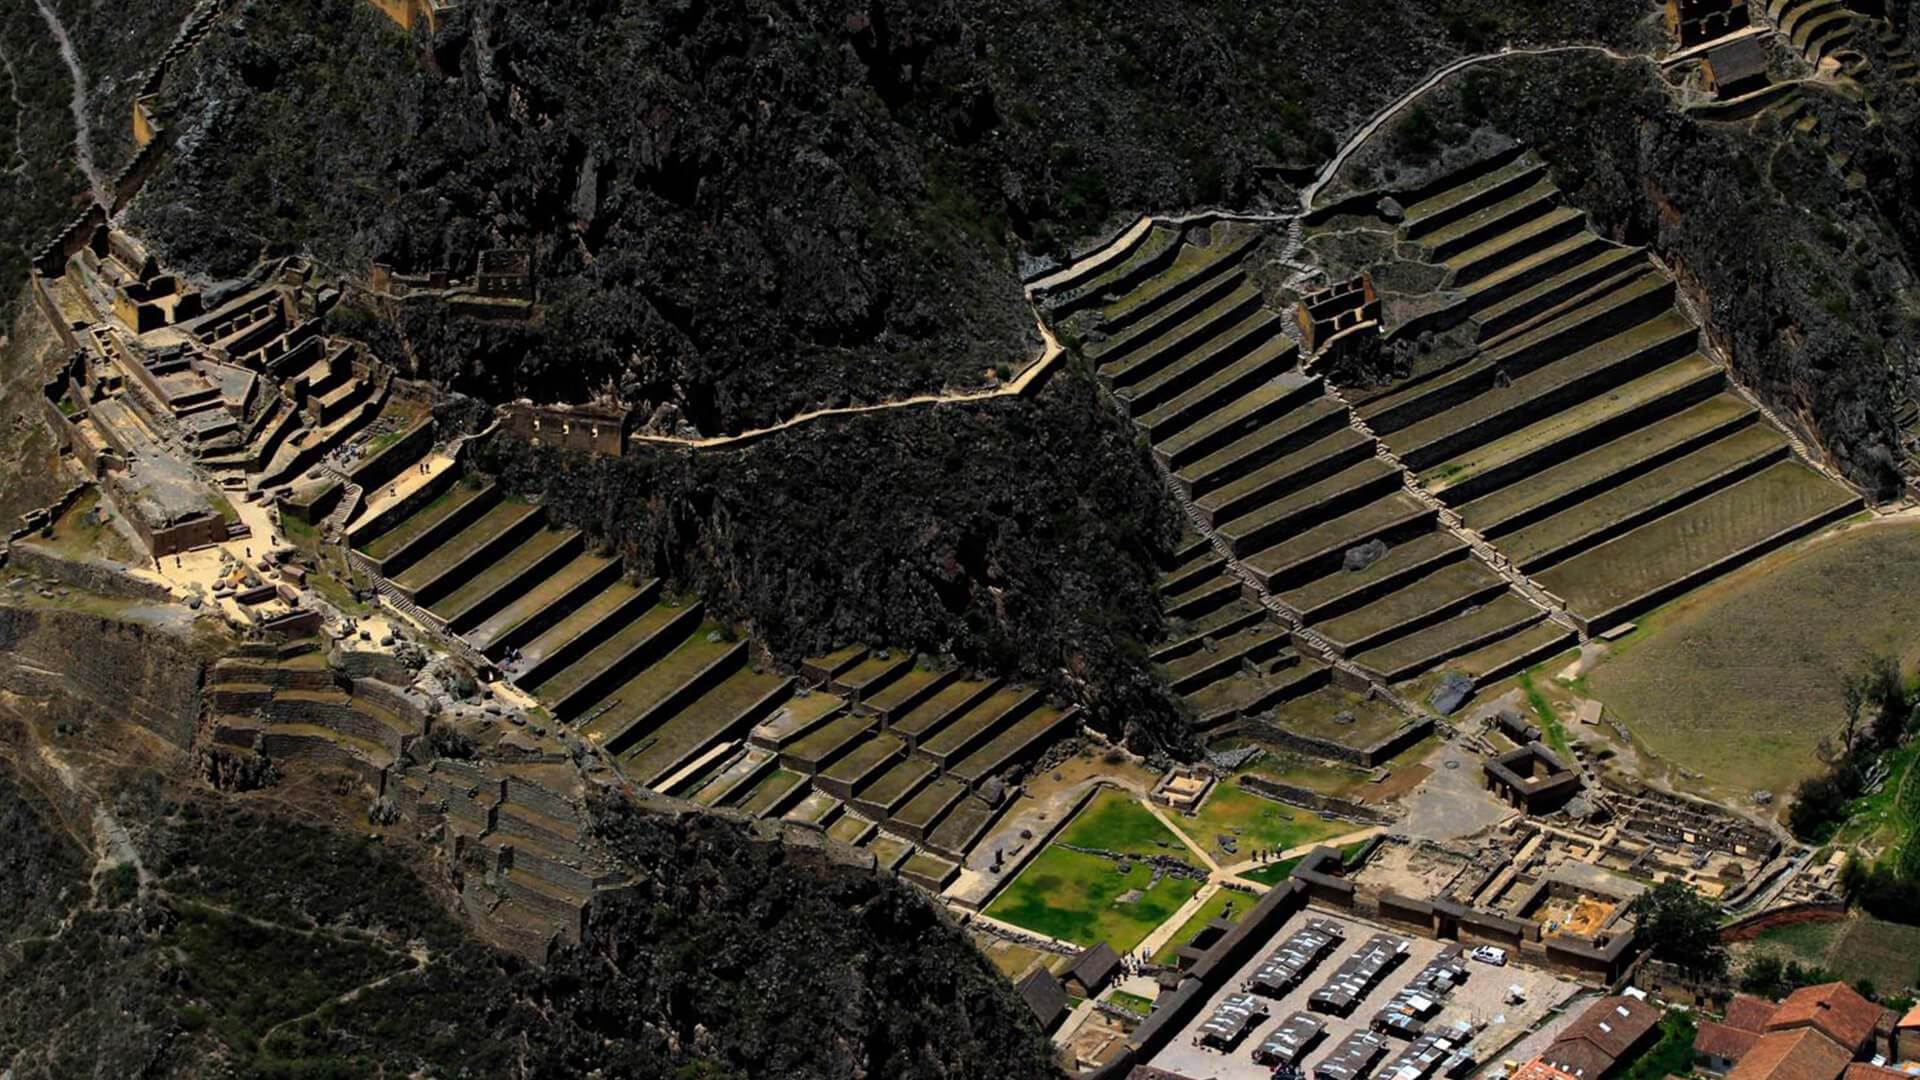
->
[1418,352,1726,504]
[1098,227,1264,337]
[1474,245,1643,338]
[831,651,915,702]
[1215,459,1405,557]
[801,644,869,683]
[436,527,584,633]
[1279,531,1469,625]
[573,625,745,746]
[1419,178,1561,262]
[858,666,962,722]
[1400,158,1547,240]
[1501,421,1790,572]
[1154,372,1326,472]
[1100,284,1266,391]
[818,732,908,801]
[1351,592,1544,683]
[1314,560,1510,657]
[1133,336,1301,443]
[392,500,545,606]
[469,554,622,656]
[851,756,939,818]
[925,794,1002,861]
[1162,551,1229,599]
[1364,275,1683,435]
[1537,459,1861,632]
[735,769,810,819]
[1175,596,1270,640]
[888,775,969,842]
[1151,607,1269,664]
[1192,427,1375,523]
[1444,207,1588,287]
[1165,574,1244,623]
[533,601,704,717]
[1172,396,1351,498]
[948,706,1075,788]
[1445,618,1578,685]
[1240,492,1436,593]
[620,668,797,787]
[915,686,1043,769]
[781,710,880,773]
[1186,652,1330,729]
[888,677,1005,750]
[1459,392,1761,537]
[1114,308,1286,415]
[1092,270,1250,369]
[512,578,661,683]
[749,691,850,751]
[1160,622,1292,695]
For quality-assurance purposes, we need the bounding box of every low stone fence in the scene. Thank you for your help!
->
[1718,901,1848,943]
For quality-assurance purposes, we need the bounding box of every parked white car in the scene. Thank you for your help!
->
[1470,946,1509,967]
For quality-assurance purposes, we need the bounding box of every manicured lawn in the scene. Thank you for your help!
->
[1242,855,1306,886]
[1059,788,1195,862]
[984,846,1201,952]
[1184,779,1350,863]
[1110,990,1155,1017]
[1588,521,1920,798]
[1150,887,1252,964]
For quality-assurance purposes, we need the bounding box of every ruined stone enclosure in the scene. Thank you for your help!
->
[1037,151,1861,764]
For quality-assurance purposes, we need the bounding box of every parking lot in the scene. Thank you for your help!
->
[1147,908,1580,1080]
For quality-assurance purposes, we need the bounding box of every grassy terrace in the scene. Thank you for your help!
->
[951,706,1072,785]
[1100,226,1257,323]
[1538,460,1858,621]
[1315,560,1505,648]
[1401,158,1543,229]
[1502,422,1789,568]
[691,751,771,806]
[826,813,874,846]
[1452,230,1613,311]
[1195,427,1372,518]
[1168,386,1338,477]
[893,776,966,834]
[784,711,875,770]
[622,667,791,784]
[1067,227,1177,307]
[465,552,614,648]
[837,652,909,696]
[1450,618,1575,678]
[358,481,489,559]
[928,794,995,854]
[1281,532,1464,620]
[863,832,913,872]
[1444,206,1585,280]
[1063,789,1192,859]
[784,789,841,829]
[752,691,848,747]
[806,643,868,676]
[1163,624,1281,682]
[1354,592,1542,680]
[1137,334,1296,436]
[1422,181,1561,260]
[1184,654,1321,717]
[1390,310,1695,462]
[861,665,949,715]
[429,526,577,620]
[890,677,997,744]
[1171,596,1268,642]
[1459,394,1758,534]
[577,624,737,742]
[820,732,906,789]
[1270,685,1409,745]
[1102,283,1261,385]
[1122,310,1279,409]
[526,600,688,701]
[391,500,538,590]
[516,580,651,668]
[1474,245,1645,333]
[919,686,1032,761]
[855,757,937,813]
[1215,459,1400,542]
[1242,493,1430,584]
[1421,354,1721,495]
[736,768,804,817]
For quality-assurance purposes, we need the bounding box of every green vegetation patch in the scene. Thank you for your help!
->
[1615,1012,1697,1080]
[984,846,1200,951]
[1059,788,1194,862]
[1589,522,1920,797]
[1185,780,1350,864]
[1149,887,1251,965]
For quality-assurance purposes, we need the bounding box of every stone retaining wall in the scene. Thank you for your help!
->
[1238,775,1397,824]
[1235,714,1434,768]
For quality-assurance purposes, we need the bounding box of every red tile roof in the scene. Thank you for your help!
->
[1696,1020,1764,1061]
[1552,996,1666,1065]
[1843,1066,1911,1080]
[1514,1059,1584,1080]
[1766,983,1888,1054]
[1898,1003,1920,1029]
[1728,995,1782,1033]
[1726,1029,1855,1080]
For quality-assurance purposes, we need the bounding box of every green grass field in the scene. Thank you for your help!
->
[984,846,1202,951]
[1059,788,1195,861]
[1149,887,1251,964]
[1589,522,1920,797]
[1737,914,1920,991]
[1239,838,1373,887]
[1184,780,1350,863]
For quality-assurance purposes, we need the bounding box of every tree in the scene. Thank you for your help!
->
[1630,879,1728,980]
[1740,954,1785,998]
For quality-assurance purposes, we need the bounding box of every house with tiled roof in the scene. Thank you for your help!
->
[1726,995,1782,1033]
[1531,996,1666,1080]
[1725,1028,1856,1080]
[1699,983,1898,1080]
[1697,1020,1765,1074]
[1766,983,1887,1056]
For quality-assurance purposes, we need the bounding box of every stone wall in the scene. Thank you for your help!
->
[1238,775,1396,825]
[0,602,215,747]
[1236,714,1434,767]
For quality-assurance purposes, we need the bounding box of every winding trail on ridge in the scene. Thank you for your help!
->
[31,0,111,208]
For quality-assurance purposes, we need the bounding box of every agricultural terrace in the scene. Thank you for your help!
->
[1588,521,1920,799]
[1731,913,1920,992]
[984,788,1206,951]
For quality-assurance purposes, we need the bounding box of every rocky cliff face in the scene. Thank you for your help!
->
[0,600,216,747]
